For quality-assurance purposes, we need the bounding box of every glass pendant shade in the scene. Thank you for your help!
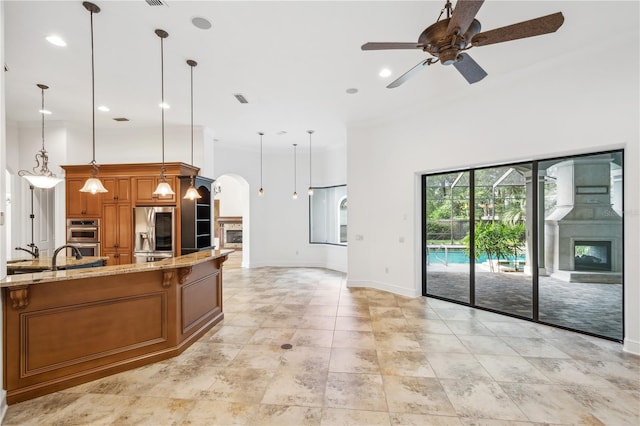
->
[153,180,175,196]
[22,174,64,189]
[80,176,108,194]
[258,187,264,196]
[184,185,201,200]
[293,191,298,199]
[308,187,314,196]
[18,84,64,189]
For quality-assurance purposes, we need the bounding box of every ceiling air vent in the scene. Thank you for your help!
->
[145,0,167,6]
[113,117,130,122]
[233,93,248,104]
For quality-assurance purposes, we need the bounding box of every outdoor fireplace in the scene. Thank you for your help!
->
[574,241,611,272]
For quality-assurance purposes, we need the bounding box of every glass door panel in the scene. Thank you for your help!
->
[474,165,533,318]
[538,152,623,339]
[425,172,471,303]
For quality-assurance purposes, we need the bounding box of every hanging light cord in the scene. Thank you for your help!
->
[260,133,264,188]
[293,144,297,192]
[89,6,98,175]
[308,131,313,187]
[40,86,45,152]
[190,63,194,167]
[160,34,166,179]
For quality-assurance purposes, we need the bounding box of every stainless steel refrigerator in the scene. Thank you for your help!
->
[133,206,176,263]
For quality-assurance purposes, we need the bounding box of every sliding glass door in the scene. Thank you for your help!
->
[537,152,623,340]
[474,165,533,318]
[424,172,471,303]
[423,150,624,341]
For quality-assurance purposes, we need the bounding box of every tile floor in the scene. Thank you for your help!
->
[3,266,639,425]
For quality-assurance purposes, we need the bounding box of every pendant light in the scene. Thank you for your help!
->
[292,143,298,199]
[18,84,64,189]
[153,29,175,196]
[183,59,201,200]
[307,130,314,196]
[79,1,108,194]
[258,132,265,196]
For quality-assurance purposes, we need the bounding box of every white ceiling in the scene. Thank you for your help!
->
[4,1,633,150]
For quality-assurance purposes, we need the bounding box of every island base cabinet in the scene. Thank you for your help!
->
[2,257,225,404]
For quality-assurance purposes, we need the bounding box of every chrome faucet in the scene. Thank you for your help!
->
[15,244,40,259]
[51,245,83,271]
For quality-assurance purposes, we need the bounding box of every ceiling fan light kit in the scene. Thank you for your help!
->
[362,0,564,88]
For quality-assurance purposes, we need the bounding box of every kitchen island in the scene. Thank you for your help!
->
[1,249,231,404]
[7,256,109,275]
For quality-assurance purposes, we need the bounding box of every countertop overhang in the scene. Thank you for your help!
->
[7,256,109,271]
[1,250,233,288]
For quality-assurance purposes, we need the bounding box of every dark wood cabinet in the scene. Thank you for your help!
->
[179,176,213,254]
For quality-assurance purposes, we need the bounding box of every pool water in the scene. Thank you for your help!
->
[428,248,525,264]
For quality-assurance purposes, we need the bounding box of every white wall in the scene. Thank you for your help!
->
[347,12,639,353]
[213,139,347,272]
[0,1,8,418]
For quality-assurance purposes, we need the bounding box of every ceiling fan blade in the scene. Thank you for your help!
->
[447,0,485,35]
[387,59,430,88]
[361,42,423,51]
[471,12,564,47]
[452,52,487,84]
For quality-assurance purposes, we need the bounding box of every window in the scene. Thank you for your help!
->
[309,185,347,245]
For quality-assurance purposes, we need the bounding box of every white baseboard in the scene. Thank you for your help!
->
[346,279,421,298]
[623,337,640,355]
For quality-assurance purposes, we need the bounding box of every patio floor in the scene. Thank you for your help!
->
[426,264,623,340]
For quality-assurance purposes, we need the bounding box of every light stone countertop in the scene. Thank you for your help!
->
[7,256,109,271]
[1,250,233,288]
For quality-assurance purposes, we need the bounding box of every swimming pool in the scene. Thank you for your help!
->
[427,246,525,265]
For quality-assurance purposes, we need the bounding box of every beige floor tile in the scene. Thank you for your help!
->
[254,404,323,425]
[377,350,436,377]
[440,378,528,421]
[383,375,456,416]
[5,266,636,426]
[290,328,335,348]
[181,400,259,425]
[324,372,387,411]
[321,408,391,425]
[329,348,380,374]
[332,330,376,349]
[390,412,462,426]
[261,369,328,407]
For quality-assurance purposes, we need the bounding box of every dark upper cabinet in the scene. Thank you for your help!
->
[179,176,213,254]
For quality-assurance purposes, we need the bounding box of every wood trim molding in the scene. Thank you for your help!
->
[9,286,29,310]
[178,267,192,284]
[162,271,174,288]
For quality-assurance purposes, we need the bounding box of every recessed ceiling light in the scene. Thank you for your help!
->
[159,102,170,109]
[276,130,287,136]
[113,117,129,122]
[192,17,212,30]
[45,35,67,47]
[346,88,359,94]
[39,109,52,115]
[379,68,392,78]
[98,105,110,112]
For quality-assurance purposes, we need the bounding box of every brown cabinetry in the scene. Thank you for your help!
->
[62,163,201,265]
[101,177,131,204]
[133,176,176,205]
[102,203,132,266]
[66,177,102,217]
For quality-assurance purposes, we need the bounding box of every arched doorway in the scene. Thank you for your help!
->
[213,174,250,268]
